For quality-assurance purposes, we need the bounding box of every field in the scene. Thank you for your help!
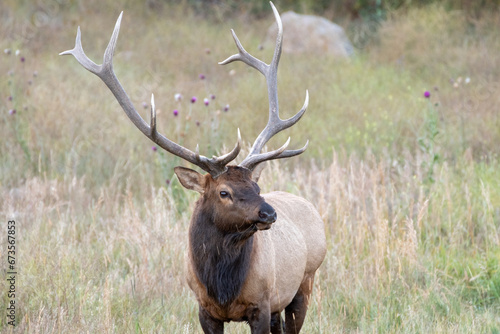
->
[1,0,500,332]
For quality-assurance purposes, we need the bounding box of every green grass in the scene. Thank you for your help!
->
[1,0,500,332]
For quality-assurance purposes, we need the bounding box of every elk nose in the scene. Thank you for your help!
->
[258,203,277,224]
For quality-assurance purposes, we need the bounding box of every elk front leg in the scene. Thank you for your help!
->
[247,304,271,334]
[285,276,314,334]
[199,306,224,334]
[270,312,285,334]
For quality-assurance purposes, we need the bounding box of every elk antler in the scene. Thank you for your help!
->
[60,12,240,178]
[219,1,309,171]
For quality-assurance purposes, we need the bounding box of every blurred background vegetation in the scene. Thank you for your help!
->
[1,0,500,332]
[2,0,500,188]
[188,0,500,20]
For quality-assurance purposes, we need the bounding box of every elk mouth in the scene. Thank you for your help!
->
[254,203,277,230]
[255,222,273,231]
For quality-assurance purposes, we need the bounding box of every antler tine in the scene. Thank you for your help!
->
[219,30,268,76]
[240,137,290,170]
[61,12,240,177]
[268,1,283,77]
[150,93,157,136]
[220,1,309,171]
[214,128,242,166]
[243,139,310,171]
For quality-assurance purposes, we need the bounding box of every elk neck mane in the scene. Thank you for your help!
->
[189,199,256,308]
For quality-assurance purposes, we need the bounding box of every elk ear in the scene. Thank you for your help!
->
[174,167,206,193]
[251,162,267,183]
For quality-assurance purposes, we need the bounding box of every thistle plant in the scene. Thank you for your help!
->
[418,90,441,185]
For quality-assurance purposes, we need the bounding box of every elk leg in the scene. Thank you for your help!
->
[285,276,314,334]
[270,312,285,334]
[246,305,271,334]
[198,306,224,334]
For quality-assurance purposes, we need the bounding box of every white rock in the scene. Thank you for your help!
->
[266,11,353,57]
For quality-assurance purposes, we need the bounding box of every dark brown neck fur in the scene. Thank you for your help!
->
[189,199,256,307]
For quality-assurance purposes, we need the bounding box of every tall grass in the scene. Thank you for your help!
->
[1,151,499,332]
[1,0,499,332]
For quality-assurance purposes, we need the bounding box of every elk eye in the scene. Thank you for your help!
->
[220,191,229,198]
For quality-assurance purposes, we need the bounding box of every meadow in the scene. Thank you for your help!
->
[1,0,500,332]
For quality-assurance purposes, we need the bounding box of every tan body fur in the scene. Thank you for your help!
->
[186,191,327,322]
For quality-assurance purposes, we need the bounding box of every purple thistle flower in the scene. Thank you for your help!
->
[166,179,171,185]
[223,104,230,112]
[20,56,25,63]
[152,146,158,152]
[196,121,200,127]
[210,94,216,100]
[424,91,430,98]
[191,96,197,104]
[8,96,12,101]
[173,109,179,116]
[9,109,16,115]
[199,74,205,80]
[204,98,209,106]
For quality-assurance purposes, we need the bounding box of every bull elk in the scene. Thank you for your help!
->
[61,2,326,333]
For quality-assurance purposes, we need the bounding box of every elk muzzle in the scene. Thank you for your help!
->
[256,202,277,230]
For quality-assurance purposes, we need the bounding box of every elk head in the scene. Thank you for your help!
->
[60,1,309,226]
[175,165,276,232]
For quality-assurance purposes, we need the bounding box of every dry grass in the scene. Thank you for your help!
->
[1,0,500,332]
[1,151,499,332]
